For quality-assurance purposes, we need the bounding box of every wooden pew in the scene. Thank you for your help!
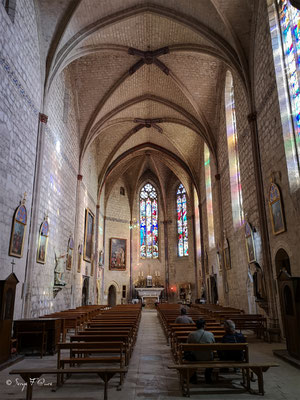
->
[169,341,279,398]
[9,367,128,400]
[57,341,125,386]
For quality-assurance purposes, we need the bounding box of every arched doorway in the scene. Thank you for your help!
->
[275,248,291,276]
[82,277,89,306]
[108,285,117,306]
[210,275,218,304]
[275,248,291,337]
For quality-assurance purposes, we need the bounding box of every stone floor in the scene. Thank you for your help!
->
[1,310,300,399]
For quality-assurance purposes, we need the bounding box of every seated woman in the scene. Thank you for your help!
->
[219,319,246,364]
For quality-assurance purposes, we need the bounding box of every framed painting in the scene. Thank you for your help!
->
[9,199,27,258]
[83,208,94,262]
[66,236,74,270]
[109,238,126,270]
[223,238,231,270]
[37,217,49,264]
[269,183,285,235]
[245,222,256,263]
[77,244,83,273]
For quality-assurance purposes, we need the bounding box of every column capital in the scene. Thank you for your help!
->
[39,113,48,124]
[96,205,100,209]
[77,174,83,181]
[215,173,221,181]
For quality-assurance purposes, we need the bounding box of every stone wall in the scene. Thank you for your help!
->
[0,0,41,318]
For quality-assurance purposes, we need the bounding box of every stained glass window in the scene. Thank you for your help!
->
[268,0,300,190]
[204,144,215,248]
[140,183,158,258]
[177,184,188,256]
[225,71,244,228]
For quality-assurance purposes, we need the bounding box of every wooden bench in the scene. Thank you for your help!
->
[9,367,128,400]
[168,362,279,396]
[70,334,131,365]
[171,342,278,396]
[57,341,125,386]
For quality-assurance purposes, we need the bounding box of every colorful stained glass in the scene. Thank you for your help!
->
[140,183,158,258]
[269,1,300,190]
[270,183,280,202]
[204,144,215,248]
[177,184,188,256]
[225,71,244,228]
[278,0,300,157]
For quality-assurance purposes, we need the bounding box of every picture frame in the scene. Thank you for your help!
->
[37,217,49,264]
[245,222,256,263]
[223,238,231,270]
[77,244,83,273]
[66,236,74,271]
[83,208,94,262]
[109,238,126,270]
[269,183,285,235]
[9,200,27,258]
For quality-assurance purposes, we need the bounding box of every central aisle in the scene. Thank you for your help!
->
[110,309,180,399]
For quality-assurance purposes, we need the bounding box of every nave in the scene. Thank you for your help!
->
[1,309,299,400]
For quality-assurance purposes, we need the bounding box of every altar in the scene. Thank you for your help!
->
[135,287,164,308]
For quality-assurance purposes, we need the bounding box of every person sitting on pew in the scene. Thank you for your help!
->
[175,308,193,324]
[186,319,215,384]
[219,319,246,371]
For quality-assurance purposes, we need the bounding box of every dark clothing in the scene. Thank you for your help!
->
[220,332,246,361]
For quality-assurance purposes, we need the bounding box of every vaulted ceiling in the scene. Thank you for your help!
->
[36,0,256,199]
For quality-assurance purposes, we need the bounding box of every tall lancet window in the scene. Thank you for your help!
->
[204,144,215,248]
[140,183,158,259]
[177,184,188,257]
[225,71,244,228]
[268,0,300,190]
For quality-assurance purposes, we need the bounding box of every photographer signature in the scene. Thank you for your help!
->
[6,377,53,391]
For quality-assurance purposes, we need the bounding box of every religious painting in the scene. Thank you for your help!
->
[269,183,285,235]
[77,244,83,273]
[245,222,256,263]
[83,208,94,262]
[109,238,126,270]
[223,238,231,270]
[9,198,27,258]
[66,236,74,271]
[37,217,49,264]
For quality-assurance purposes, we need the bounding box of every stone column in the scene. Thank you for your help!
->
[100,216,106,303]
[215,172,229,305]
[248,111,279,333]
[94,205,100,304]
[198,201,207,300]
[192,214,199,298]
[23,113,48,318]
[163,220,170,300]
[71,173,84,308]
[129,220,133,300]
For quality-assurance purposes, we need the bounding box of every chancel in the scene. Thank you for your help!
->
[1,0,300,398]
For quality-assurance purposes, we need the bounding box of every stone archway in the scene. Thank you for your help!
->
[275,248,291,276]
[108,285,117,307]
[275,248,291,337]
